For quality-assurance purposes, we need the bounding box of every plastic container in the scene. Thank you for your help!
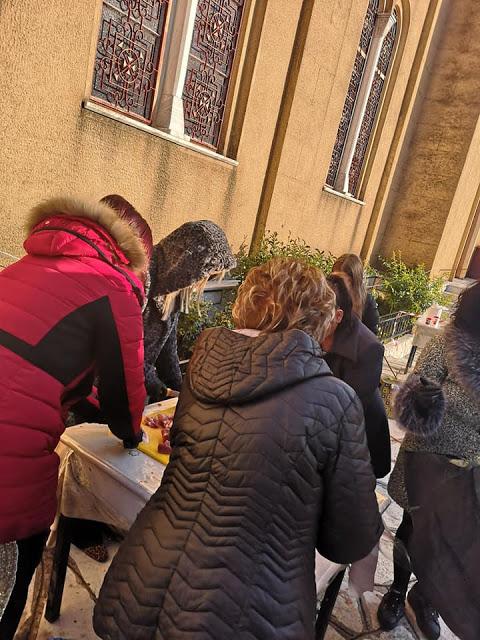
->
[425,305,443,322]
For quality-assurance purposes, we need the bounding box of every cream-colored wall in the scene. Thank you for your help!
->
[264,0,368,255]
[376,0,480,271]
[265,0,434,259]
[0,0,470,275]
[433,115,480,276]
[0,0,301,257]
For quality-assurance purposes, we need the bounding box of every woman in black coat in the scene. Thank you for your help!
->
[323,272,391,478]
[93,258,382,640]
[332,253,380,334]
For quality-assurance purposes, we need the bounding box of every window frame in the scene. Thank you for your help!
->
[325,2,401,198]
[84,0,254,158]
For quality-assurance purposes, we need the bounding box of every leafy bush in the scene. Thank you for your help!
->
[177,242,450,359]
[177,299,215,360]
[177,298,236,360]
[373,252,450,315]
[231,232,336,283]
[177,233,336,358]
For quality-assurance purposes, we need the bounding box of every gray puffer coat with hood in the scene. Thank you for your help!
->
[94,327,382,640]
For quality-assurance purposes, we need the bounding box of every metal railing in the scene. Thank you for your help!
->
[377,311,415,343]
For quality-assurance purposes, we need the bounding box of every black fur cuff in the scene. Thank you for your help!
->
[394,374,446,436]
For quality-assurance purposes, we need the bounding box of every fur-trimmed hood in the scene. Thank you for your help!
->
[25,196,146,275]
[444,322,480,405]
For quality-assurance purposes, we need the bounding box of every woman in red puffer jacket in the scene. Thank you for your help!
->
[0,196,146,639]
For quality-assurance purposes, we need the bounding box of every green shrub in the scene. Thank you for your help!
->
[177,242,451,359]
[177,298,236,360]
[231,232,336,283]
[177,299,215,360]
[373,252,450,315]
[177,233,336,358]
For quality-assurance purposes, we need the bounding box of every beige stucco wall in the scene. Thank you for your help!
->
[0,0,302,258]
[0,0,473,277]
[375,0,480,272]
[265,0,434,259]
[432,115,480,276]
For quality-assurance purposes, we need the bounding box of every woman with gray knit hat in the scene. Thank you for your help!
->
[377,280,480,640]
[143,220,236,402]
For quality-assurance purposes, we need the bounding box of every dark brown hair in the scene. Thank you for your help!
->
[332,253,366,317]
[327,272,354,332]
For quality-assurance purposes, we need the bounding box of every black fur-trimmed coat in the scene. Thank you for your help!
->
[389,323,480,640]
[389,323,480,508]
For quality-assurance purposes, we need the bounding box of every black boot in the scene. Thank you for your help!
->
[377,587,406,630]
[407,583,440,640]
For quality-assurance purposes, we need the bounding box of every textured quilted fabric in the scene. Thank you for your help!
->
[94,328,382,640]
[0,199,146,544]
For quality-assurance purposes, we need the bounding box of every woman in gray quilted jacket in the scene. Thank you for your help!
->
[378,280,480,640]
[94,258,383,640]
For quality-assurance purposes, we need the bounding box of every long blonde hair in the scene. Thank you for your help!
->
[161,271,226,320]
[232,258,336,345]
[332,253,366,317]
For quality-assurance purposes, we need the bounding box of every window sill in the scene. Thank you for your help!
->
[322,185,365,206]
[82,101,239,168]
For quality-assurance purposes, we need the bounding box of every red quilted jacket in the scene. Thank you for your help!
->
[0,197,146,544]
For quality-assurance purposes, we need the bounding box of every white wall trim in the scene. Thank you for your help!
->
[322,185,366,206]
[334,12,396,194]
[83,101,239,167]
[152,0,199,137]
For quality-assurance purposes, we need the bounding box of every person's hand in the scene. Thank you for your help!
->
[123,428,144,449]
[414,377,443,417]
[166,389,179,398]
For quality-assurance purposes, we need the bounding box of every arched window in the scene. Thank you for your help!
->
[326,0,378,189]
[326,1,397,196]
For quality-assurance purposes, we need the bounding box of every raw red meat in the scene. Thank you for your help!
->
[144,412,173,455]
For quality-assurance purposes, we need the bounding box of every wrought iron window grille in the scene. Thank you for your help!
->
[91,0,171,124]
[326,0,397,196]
[182,0,247,149]
[90,0,247,151]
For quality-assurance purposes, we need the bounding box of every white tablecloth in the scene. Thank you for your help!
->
[57,424,165,531]
[56,399,177,531]
[55,420,388,596]
[412,320,448,349]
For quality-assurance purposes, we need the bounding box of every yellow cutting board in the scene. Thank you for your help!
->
[137,399,177,466]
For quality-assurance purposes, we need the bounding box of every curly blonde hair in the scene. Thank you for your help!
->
[232,258,336,344]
